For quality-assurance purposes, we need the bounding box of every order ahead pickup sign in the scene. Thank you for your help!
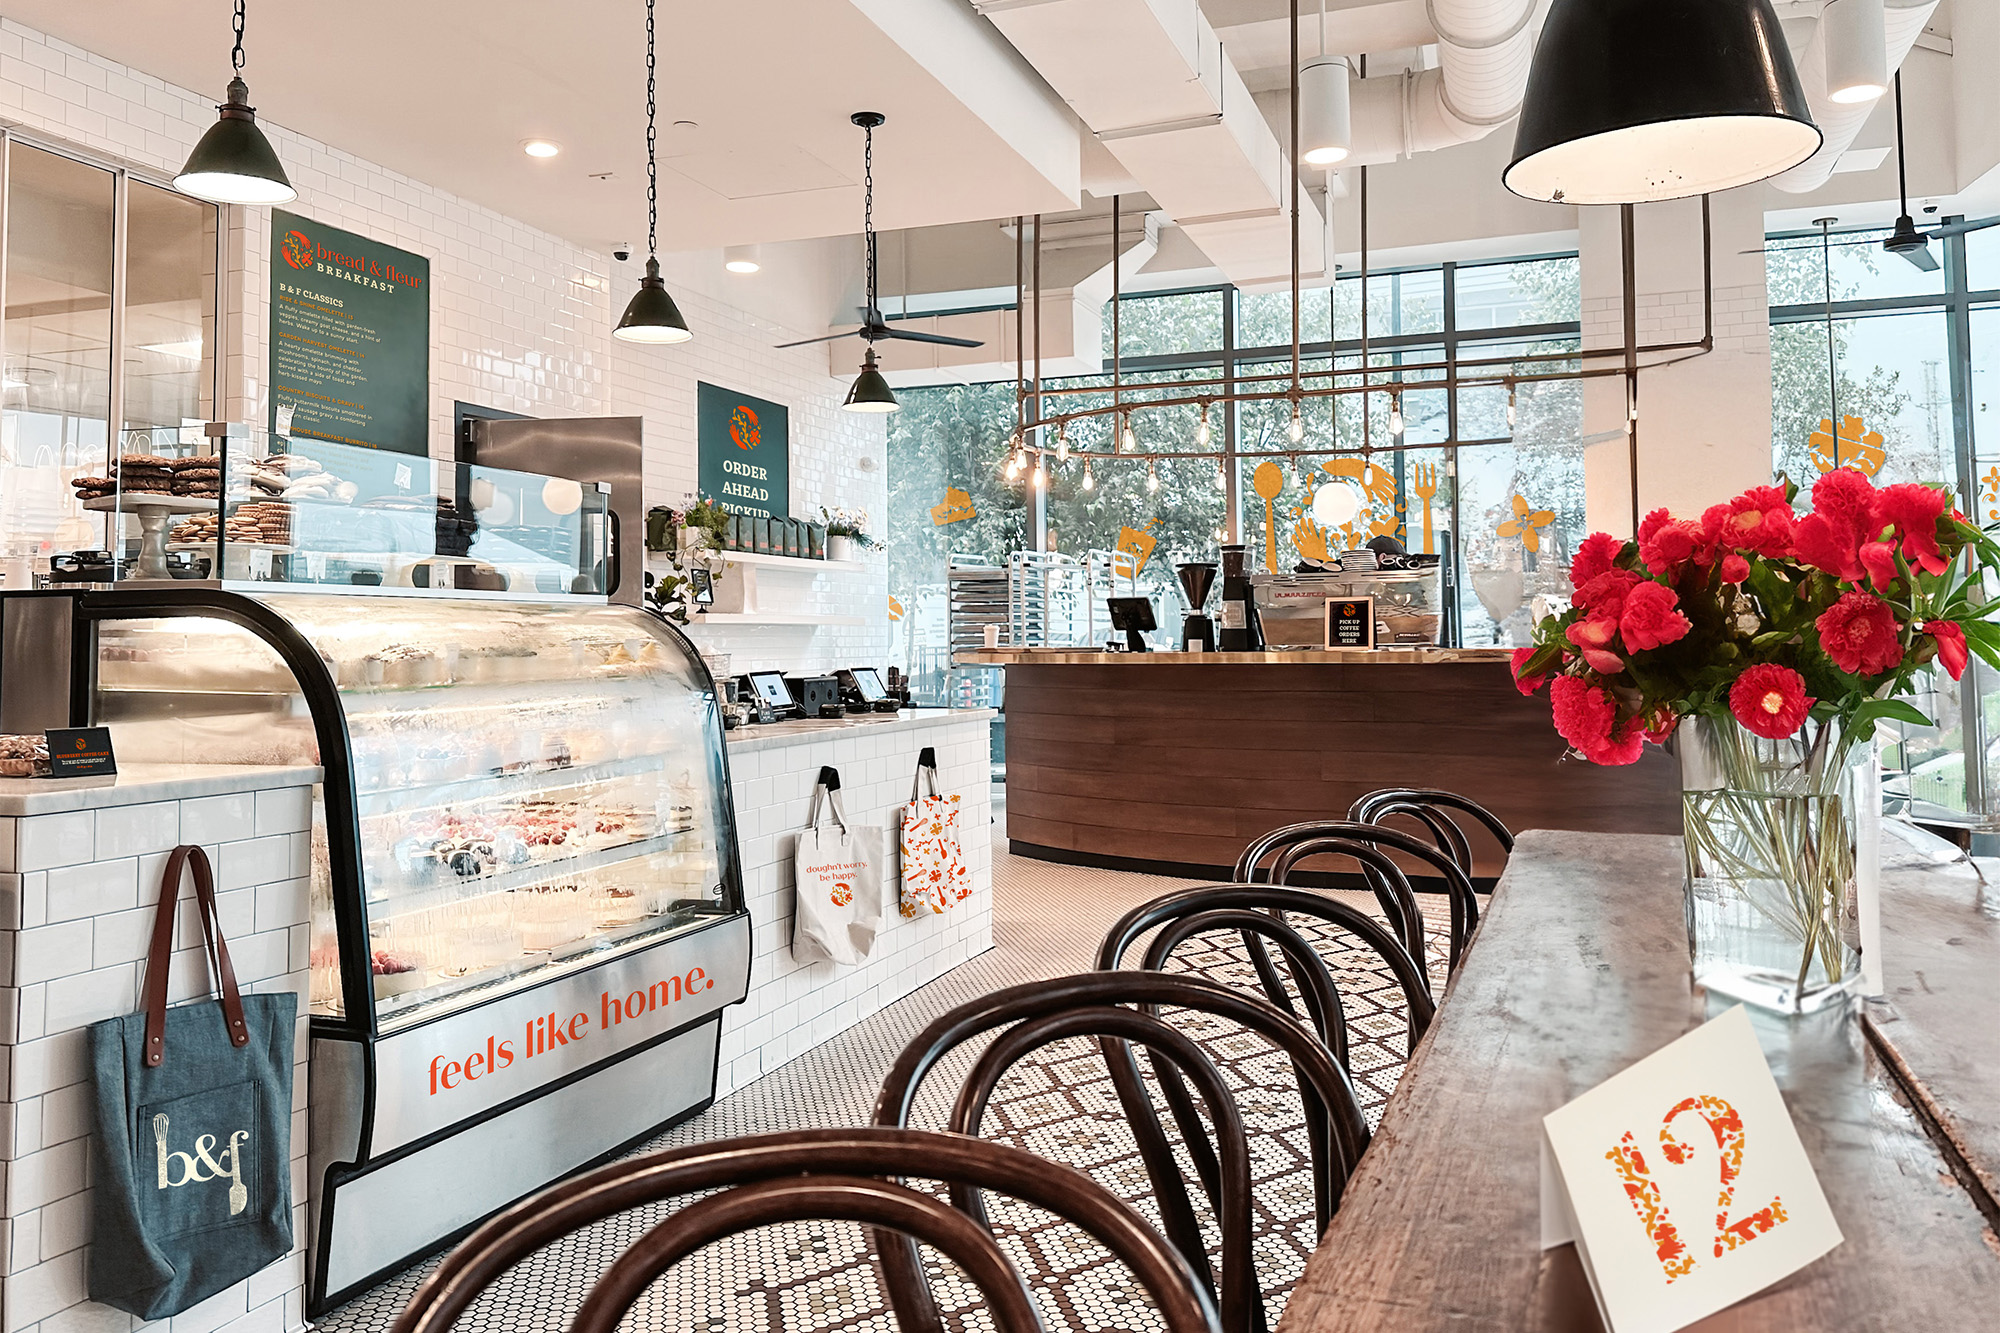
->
[698,382,789,519]
[269,211,431,456]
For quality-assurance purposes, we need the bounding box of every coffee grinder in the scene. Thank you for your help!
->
[1175,561,1218,652]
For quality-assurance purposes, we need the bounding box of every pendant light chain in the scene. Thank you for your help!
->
[231,0,246,72]
[644,0,658,259]
[863,120,877,317]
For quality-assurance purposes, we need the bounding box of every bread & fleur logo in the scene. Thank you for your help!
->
[281,229,314,271]
[729,404,760,452]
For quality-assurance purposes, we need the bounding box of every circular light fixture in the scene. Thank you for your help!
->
[1503,0,1821,205]
[843,347,900,413]
[1313,480,1360,527]
[1300,56,1352,167]
[175,2,296,208]
[521,138,562,159]
[1823,0,1888,105]
[542,477,585,516]
[723,244,762,274]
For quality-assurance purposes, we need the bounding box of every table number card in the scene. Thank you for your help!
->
[1541,1005,1842,1333]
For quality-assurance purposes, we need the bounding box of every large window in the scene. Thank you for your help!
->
[0,135,221,578]
[1766,218,2000,831]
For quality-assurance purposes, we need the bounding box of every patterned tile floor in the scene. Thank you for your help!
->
[320,840,1458,1333]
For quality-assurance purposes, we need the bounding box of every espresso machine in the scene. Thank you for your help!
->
[1176,562,1218,652]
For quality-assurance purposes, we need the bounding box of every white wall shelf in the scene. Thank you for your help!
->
[645,549,865,574]
[693,612,868,626]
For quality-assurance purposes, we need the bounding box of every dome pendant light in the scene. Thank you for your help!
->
[614,0,693,344]
[842,112,900,414]
[1504,0,1821,205]
[175,0,296,206]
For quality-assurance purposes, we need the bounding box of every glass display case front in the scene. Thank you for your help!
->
[93,592,741,1034]
[1251,565,1445,647]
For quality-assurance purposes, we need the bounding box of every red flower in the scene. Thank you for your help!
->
[1637,509,1704,576]
[1925,620,1969,681]
[1858,540,1899,592]
[1565,616,1624,674]
[1729,664,1813,740]
[1816,590,1905,676]
[1510,645,1549,695]
[1642,710,1679,744]
[1550,675,1645,765]
[1619,581,1692,651]
[1576,568,1644,615]
[1791,468,1877,582]
[1571,531,1625,587]
[1874,483,1950,576]
[1722,485,1794,557]
[1720,553,1750,584]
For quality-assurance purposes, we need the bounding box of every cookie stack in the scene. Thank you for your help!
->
[113,453,176,494]
[70,474,116,502]
[233,500,294,546]
[171,455,222,498]
[169,513,265,545]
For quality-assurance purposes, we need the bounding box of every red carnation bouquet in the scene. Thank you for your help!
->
[1514,468,2000,1011]
[1513,469,2000,766]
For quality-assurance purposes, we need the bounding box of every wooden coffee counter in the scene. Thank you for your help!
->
[962,648,1680,879]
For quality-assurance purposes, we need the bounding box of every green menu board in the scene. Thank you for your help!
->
[698,382,789,518]
[269,211,430,456]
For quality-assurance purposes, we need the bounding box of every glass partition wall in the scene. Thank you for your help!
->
[0,133,223,585]
[886,255,1587,697]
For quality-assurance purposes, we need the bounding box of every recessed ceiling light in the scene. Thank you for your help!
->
[521,138,561,159]
[723,244,762,274]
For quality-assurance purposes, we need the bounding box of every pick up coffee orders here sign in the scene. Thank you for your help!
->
[698,382,790,520]
[269,211,431,456]
[1540,1006,1842,1333]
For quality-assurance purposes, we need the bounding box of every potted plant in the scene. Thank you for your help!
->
[821,506,878,562]
[1513,469,2000,1013]
[679,494,731,554]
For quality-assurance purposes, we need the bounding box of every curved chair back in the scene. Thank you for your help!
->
[1238,820,1483,972]
[874,971,1365,1333]
[1349,787,1515,875]
[390,1127,1220,1333]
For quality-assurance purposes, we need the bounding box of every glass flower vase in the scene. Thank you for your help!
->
[1675,713,1868,1014]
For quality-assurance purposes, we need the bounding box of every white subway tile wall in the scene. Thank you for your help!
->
[717,717,994,1096]
[0,16,889,674]
[0,784,315,1333]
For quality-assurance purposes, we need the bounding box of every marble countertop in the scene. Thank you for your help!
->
[957,647,1513,666]
[0,762,324,816]
[725,708,995,754]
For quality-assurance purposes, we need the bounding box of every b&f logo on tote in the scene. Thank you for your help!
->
[1540,1006,1841,1333]
[138,1086,261,1234]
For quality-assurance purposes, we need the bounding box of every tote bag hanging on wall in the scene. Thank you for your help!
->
[87,846,297,1319]
[900,746,970,916]
[793,766,885,965]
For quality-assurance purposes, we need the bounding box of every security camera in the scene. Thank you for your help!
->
[612,243,632,262]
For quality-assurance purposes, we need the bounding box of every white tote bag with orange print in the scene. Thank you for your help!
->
[899,747,971,917]
[792,767,884,966]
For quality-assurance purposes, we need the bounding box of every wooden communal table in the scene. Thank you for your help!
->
[1278,830,2000,1332]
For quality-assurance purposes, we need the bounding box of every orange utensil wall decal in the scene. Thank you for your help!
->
[1113,522,1159,581]
[1410,462,1439,555]
[929,486,976,526]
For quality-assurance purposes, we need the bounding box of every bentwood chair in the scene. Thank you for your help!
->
[390,1127,1221,1333]
[874,971,1364,1333]
[1349,787,1515,878]
[1236,821,1484,973]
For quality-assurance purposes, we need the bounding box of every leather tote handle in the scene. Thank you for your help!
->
[806,766,848,834]
[911,747,941,802]
[143,845,251,1068]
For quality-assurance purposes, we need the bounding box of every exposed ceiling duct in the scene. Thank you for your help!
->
[1770,0,1939,194]
[975,0,1325,287]
[1344,0,1545,165]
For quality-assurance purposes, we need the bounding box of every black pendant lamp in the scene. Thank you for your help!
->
[174,0,295,206]
[1504,0,1821,205]
[841,112,898,414]
[613,0,692,344]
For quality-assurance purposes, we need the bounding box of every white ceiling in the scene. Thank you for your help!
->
[7,0,1081,254]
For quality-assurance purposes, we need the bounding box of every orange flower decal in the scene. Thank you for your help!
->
[1497,493,1556,553]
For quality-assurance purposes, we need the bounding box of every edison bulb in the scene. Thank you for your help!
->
[1056,431,1070,464]
[1215,462,1227,491]
[1313,481,1359,527]
[1146,464,1159,493]
[1121,421,1137,453]
[1081,463,1096,492]
[1031,461,1046,489]
[1388,401,1404,435]
[1196,411,1212,447]
[1288,411,1305,444]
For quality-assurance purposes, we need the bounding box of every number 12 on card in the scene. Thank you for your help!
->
[1607,1094,1789,1281]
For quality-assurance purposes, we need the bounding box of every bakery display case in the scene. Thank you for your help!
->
[14,544,746,1309]
[1251,563,1448,647]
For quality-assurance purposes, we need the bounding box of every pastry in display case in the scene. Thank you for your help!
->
[14,434,745,1313]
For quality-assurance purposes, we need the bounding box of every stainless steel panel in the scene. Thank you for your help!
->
[367,912,748,1154]
[306,1033,366,1279]
[467,416,644,606]
[317,1016,718,1304]
[0,594,74,732]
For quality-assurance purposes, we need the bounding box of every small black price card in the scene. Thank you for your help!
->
[45,727,116,778]
[1325,596,1376,649]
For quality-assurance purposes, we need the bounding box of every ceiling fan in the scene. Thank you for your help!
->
[775,112,984,352]
[1748,73,1997,268]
